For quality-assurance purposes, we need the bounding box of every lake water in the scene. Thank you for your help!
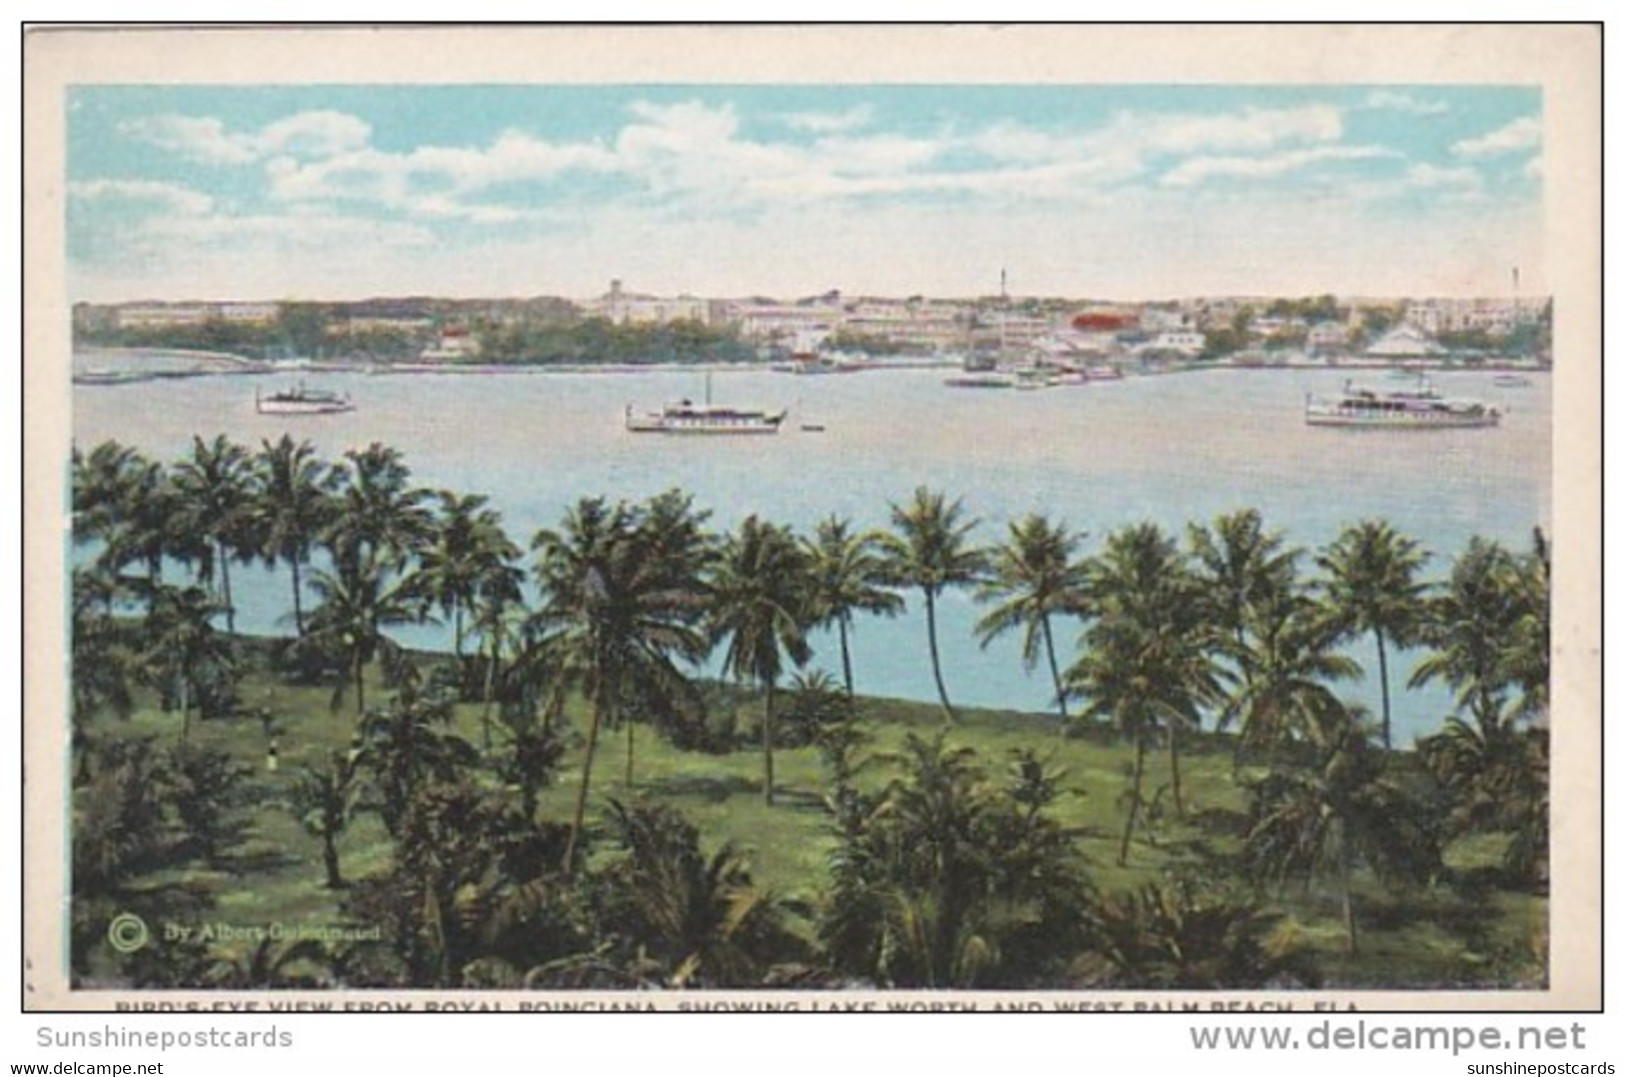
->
[71,363,1551,745]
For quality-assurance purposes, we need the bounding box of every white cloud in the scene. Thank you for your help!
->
[256,111,372,158]
[1407,163,1483,190]
[1525,155,1544,180]
[1160,145,1394,188]
[1130,104,1344,155]
[124,110,372,164]
[1364,90,1449,116]
[68,179,214,214]
[264,129,620,222]
[119,116,258,165]
[781,104,874,133]
[1452,116,1541,157]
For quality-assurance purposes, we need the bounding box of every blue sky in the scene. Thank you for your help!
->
[65,84,1543,301]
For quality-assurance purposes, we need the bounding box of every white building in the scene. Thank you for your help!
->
[1404,297,1537,338]
[1140,329,1206,357]
[722,300,844,344]
[1364,324,1445,357]
[419,326,480,361]
[1306,321,1350,352]
[115,301,279,329]
[840,299,969,351]
[583,280,711,326]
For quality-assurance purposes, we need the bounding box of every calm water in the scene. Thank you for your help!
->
[72,363,1552,745]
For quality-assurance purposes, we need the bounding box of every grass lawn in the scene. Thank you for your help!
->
[73,648,1548,990]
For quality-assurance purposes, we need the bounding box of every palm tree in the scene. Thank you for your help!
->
[1243,705,1440,955]
[1081,880,1312,988]
[73,441,199,599]
[710,515,813,806]
[1411,536,1549,886]
[413,491,522,670]
[820,731,1088,987]
[598,800,805,987]
[305,553,424,717]
[878,487,988,723]
[530,495,711,875]
[1316,520,1429,750]
[1065,523,1220,862]
[469,559,527,753]
[288,750,365,889]
[323,442,434,575]
[1502,528,1551,724]
[495,707,565,823]
[172,435,257,633]
[1409,536,1526,737]
[69,566,137,779]
[974,513,1088,721]
[1188,509,1300,738]
[140,584,235,742]
[72,440,145,572]
[802,515,902,699]
[1225,591,1362,766]
[356,675,480,837]
[252,436,338,635]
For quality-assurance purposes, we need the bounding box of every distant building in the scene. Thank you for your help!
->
[110,301,280,330]
[1404,297,1539,338]
[1306,321,1350,352]
[583,280,711,326]
[1137,306,1190,333]
[419,325,480,362]
[840,298,969,352]
[1140,329,1205,357]
[1364,324,1445,357]
[720,297,844,344]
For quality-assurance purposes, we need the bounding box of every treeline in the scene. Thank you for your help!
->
[69,436,1549,989]
[74,307,757,366]
[472,316,754,365]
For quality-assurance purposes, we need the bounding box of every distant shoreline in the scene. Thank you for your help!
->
[71,346,1551,386]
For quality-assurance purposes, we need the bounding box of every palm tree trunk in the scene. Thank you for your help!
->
[1375,626,1392,750]
[925,590,955,723]
[564,677,607,877]
[1118,728,1146,866]
[480,636,498,754]
[1341,836,1359,955]
[179,672,191,743]
[625,717,635,788]
[1168,720,1186,818]
[322,833,343,889]
[290,556,306,635]
[354,652,366,717]
[1042,613,1068,721]
[219,542,236,635]
[839,616,855,699]
[762,679,777,805]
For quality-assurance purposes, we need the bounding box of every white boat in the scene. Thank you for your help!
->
[1493,373,1533,388]
[624,374,786,434]
[255,383,355,415]
[1304,378,1500,429]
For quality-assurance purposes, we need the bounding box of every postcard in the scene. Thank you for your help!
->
[22,23,1600,1011]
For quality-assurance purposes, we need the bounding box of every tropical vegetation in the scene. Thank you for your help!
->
[67,437,1551,991]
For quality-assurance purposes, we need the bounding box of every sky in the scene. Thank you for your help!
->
[64,84,1544,303]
